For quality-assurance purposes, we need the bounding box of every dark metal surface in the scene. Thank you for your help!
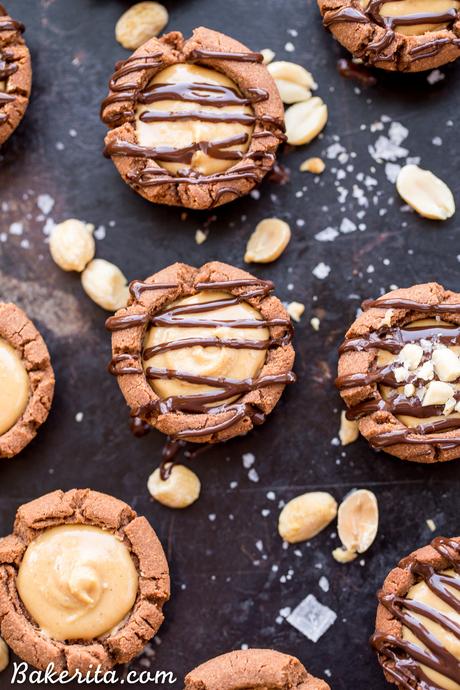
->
[1,1,459,688]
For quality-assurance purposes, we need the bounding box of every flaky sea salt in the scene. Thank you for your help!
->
[340,218,357,234]
[242,452,255,469]
[286,594,337,642]
[427,69,445,85]
[319,576,330,593]
[37,194,55,215]
[312,262,330,280]
[315,227,338,242]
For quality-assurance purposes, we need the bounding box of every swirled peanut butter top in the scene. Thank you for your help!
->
[403,569,460,690]
[143,290,269,402]
[16,525,138,641]
[0,338,29,436]
[135,63,255,176]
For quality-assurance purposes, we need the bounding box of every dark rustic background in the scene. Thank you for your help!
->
[1,0,459,688]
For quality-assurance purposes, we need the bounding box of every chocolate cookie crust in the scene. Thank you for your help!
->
[101,27,285,210]
[336,283,460,463]
[0,489,170,674]
[0,303,54,459]
[184,649,331,690]
[318,0,460,72]
[371,537,460,689]
[0,5,31,145]
[106,261,295,444]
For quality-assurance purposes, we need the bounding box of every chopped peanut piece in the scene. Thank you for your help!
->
[300,157,325,174]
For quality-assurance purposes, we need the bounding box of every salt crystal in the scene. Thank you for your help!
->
[37,194,55,215]
[340,218,357,234]
[385,163,401,183]
[248,468,259,483]
[242,452,255,469]
[427,69,445,85]
[315,227,338,242]
[286,594,337,642]
[319,576,329,592]
[9,222,23,235]
[389,122,409,146]
[94,225,106,240]
[312,262,331,280]
[368,136,409,162]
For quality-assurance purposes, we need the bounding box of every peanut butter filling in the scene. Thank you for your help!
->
[16,525,138,641]
[135,63,254,176]
[378,319,460,429]
[0,338,29,436]
[402,569,460,690]
[143,290,269,403]
[361,0,460,36]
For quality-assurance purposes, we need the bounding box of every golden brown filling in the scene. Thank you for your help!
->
[0,338,29,436]
[378,319,460,429]
[143,290,269,403]
[135,63,254,176]
[361,0,460,35]
[16,525,138,641]
[402,570,460,690]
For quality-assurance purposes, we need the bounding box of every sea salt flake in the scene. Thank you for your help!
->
[248,468,259,483]
[286,594,337,642]
[37,194,55,215]
[312,262,331,280]
[389,122,409,146]
[340,218,357,234]
[385,163,401,183]
[319,576,330,592]
[315,227,338,242]
[368,136,409,162]
[427,69,445,85]
[242,452,255,469]
[9,222,23,235]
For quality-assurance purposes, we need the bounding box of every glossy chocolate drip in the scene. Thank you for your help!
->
[188,48,264,63]
[0,16,24,33]
[108,278,295,440]
[101,46,283,196]
[323,0,460,66]
[371,538,460,690]
[337,306,460,451]
[362,297,460,314]
[337,58,377,86]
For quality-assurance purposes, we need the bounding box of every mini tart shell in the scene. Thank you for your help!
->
[318,0,460,72]
[0,303,54,459]
[101,27,285,210]
[0,8,32,145]
[337,282,460,463]
[373,536,460,689]
[184,649,331,690]
[0,489,170,674]
[109,261,295,444]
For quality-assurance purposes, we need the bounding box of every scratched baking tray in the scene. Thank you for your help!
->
[1,0,459,688]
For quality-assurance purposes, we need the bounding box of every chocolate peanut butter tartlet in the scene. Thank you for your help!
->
[0,303,54,459]
[336,283,460,463]
[184,649,331,690]
[0,5,31,145]
[318,0,460,71]
[371,536,460,690]
[101,27,285,210]
[106,261,295,445]
[0,489,170,674]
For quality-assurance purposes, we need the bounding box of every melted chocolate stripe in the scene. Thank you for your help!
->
[371,538,460,689]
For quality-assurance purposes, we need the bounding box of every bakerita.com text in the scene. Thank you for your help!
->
[11,662,177,685]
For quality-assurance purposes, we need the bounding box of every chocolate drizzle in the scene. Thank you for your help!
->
[0,12,25,125]
[101,43,284,203]
[371,537,460,690]
[336,297,460,451]
[323,0,460,66]
[107,278,295,441]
